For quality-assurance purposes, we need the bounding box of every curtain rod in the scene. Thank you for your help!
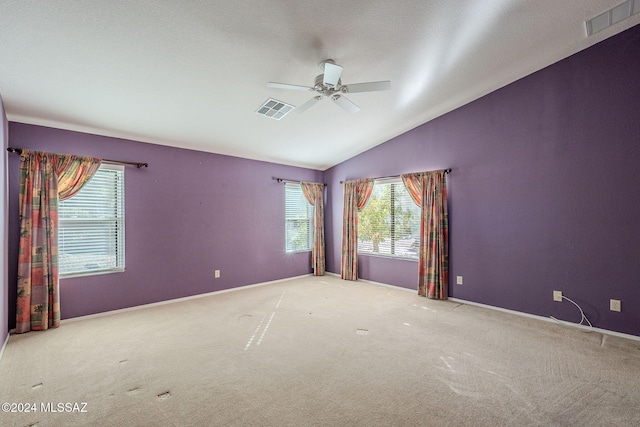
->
[7,147,149,168]
[339,168,452,184]
[274,177,327,187]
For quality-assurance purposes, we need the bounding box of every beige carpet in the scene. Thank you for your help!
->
[1,275,639,426]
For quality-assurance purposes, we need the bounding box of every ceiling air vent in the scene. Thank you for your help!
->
[586,0,640,36]
[256,98,294,120]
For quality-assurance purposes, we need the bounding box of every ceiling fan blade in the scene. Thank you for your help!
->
[332,95,360,113]
[267,82,313,91]
[323,63,343,87]
[342,80,391,93]
[294,96,322,114]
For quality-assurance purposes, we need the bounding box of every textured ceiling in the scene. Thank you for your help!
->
[1,1,638,170]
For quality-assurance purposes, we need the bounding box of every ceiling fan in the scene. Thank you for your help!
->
[267,59,391,114]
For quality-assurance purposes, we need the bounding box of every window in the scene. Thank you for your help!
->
[285,183,313,252]
[358,179,420,259]
[58,164,125,277]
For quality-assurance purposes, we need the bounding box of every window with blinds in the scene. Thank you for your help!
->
[285,183,313,252]
[357,178,421,259]
[58,163,125,277]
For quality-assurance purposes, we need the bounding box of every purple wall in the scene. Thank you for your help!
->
[7,124,323,327]
[1,95,8,344]
[325,25,640,337]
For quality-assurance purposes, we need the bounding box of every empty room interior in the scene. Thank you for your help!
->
[1,1,640,426]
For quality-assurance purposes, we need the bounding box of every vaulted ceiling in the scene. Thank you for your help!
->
[1,1,638,170]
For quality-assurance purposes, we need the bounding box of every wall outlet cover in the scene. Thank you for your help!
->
[610,299,621,312]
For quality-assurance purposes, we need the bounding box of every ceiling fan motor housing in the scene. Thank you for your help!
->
[319,59,336,69]
[314,74,341,95]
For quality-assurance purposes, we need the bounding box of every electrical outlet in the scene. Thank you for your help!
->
[553,290,563,302]
[456,276,463,285]
[610,299,621,312]
[214,270,221,279]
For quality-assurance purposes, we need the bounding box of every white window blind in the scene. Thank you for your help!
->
[285,183,313,252]
[358,178,421,259]
[58,163,125,277]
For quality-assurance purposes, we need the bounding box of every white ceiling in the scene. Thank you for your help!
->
[1,1,638,170]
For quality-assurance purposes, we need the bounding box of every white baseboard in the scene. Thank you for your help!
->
[353,276,640,342]
[61,274,313,324]
[448,297,640,342]
[0,332,9,363]
[360,278,414,290]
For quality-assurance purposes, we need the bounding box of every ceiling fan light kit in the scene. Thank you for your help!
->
[267,59,390,114]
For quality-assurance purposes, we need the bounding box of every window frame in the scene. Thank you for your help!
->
[284,182,314,253]
[357,178,420,261]
[58,163,125,278]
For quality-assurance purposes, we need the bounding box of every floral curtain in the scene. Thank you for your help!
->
[16,150,102,333]
[341,178,374,281]
[300,182,325,276]
[402,170,448,299]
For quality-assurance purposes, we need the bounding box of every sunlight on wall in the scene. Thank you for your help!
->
[398,0,515,109]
